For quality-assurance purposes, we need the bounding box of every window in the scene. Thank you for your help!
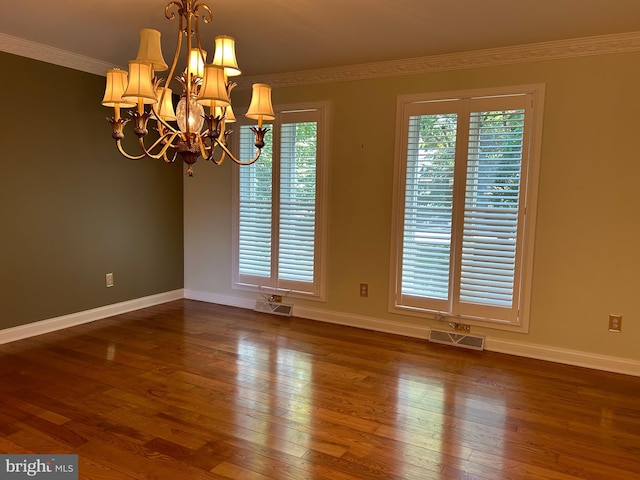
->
[233,102,329,299]
[391,86,544,331]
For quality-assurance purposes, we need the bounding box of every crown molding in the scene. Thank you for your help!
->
[238,31,640,89]
[2,30,640,86]
[0,33,117,76]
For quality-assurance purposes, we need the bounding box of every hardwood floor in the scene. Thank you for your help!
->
[1,300,639,479]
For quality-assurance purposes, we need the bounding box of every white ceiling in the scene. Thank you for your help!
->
[2,0,640,76]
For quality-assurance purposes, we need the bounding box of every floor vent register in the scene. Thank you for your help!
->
[428,329,485,351]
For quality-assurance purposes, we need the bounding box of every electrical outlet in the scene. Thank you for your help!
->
[106,272,114,288]
[360,283,368,297]
[608,314,622,333]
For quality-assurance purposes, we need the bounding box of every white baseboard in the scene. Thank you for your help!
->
[5,289,639,378]
[185,290,640,377]
[295,304,431,340]
[0,289,184,345]
[484,338,640,377]
[185,289,254,310]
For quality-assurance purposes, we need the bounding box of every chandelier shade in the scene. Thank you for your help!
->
[155,87,177,121]
[135,29,168,72]
[102,0,274,176]
[246,83,276,123]
[121,60,156,105]
[187,48,206,78]
[212,35,241,77]
[102,69,136,108]
[219,105,236,123]
[197,65,231,108]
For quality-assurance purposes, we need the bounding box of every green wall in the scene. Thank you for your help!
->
[185,50,640,362]
[0,52,184,329]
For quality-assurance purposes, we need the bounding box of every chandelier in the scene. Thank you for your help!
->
[101,0,274,176]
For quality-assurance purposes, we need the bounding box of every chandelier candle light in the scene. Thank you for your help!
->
[102,0,275,176]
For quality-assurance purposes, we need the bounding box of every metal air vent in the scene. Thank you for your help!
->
[428,329,485,351]
[254,299,293,317]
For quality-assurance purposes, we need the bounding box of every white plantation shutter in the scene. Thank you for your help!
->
[234,104,328,298]
[238,126,273,279]
[393,88,542,329]
[279,122,317,284]
[401,113,456,303]
[459,110,524,311]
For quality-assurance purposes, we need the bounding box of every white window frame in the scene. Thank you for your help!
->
[232,101,330,300]
[389,85,544,332]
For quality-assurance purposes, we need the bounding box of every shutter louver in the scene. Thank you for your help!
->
[460,110,525,308]
[238,125,273,278]
[401,113,457,300]
[279,122,317,283]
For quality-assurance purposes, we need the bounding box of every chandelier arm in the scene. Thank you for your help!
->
[193,3,213,23]
[152,3,184,152]
[193,11,206,66]
[196,135,210,160]
[139,131,182,160]
[151,138,180,161]
[151,104,180,135]
[183,18,193,142]
[116,140,147,160]
[168,150,179,164]
[138,137,153,157]
[165,1,183,21]
[214,139,262,166]
[164,11,184,98]
[193,3,212,64]
[197,134,224,165]
[202,138,226,165]
[209,146,227,166]
[205,137,230,165]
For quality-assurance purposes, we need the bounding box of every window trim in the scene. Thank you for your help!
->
[389,85,545,332]
[232,101,330,301]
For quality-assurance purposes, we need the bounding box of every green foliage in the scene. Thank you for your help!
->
[412,110,524,212]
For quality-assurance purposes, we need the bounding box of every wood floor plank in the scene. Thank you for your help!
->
[1,299,640,479]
